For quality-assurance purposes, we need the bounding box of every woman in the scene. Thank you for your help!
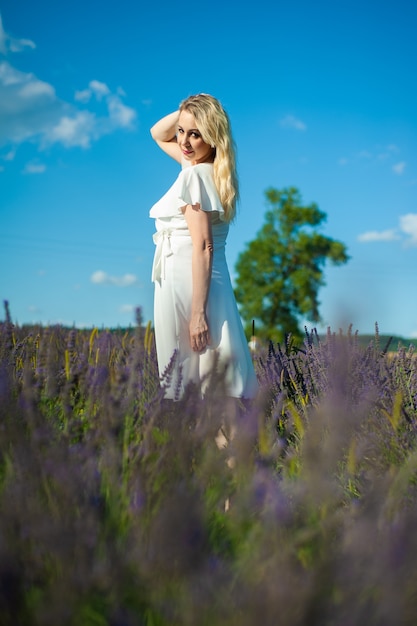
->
[149,93,258,400]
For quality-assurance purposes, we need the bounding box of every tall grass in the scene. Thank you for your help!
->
[1,303,417,625]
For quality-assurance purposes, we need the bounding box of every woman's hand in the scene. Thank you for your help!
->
[189,312,211,352]
[183,203,213,353]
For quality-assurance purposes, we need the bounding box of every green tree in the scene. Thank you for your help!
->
[234,187,349,343]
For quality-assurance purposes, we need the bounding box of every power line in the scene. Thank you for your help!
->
[0,233,145,260]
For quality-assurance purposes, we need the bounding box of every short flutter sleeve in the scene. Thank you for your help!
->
[174,163,224,218]
[149,163,225,220]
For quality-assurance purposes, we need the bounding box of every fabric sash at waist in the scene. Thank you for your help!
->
[151,228,191,282]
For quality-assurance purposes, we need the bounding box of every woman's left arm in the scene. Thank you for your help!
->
[182,204,213,352]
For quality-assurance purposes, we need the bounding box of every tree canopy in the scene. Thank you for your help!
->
[234,187,349,343]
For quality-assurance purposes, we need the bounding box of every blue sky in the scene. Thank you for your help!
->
[1,0,416,337]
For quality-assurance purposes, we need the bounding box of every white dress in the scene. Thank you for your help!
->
[150,162,258,400]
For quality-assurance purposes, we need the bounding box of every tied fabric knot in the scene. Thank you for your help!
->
[151,227,191,282]
[151,229,173,282]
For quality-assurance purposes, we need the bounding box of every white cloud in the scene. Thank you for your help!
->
[91,270,138,287]
[0,61,137,150]
[76,80,136,130]
[22,161,46,174]
[0,17,137,154]
[75,79,110,103]
[48,111,97,148]
[399,213,417,246]
[358,213,417,247]
[89,80,111,99]
[279,114,307,131]
[74,88,91,103]
[0,61,63,145]
[357,229,399,243]
[119,304,135,314]
[107,94,136,129]
[19,79,55,99]
[393,161,406,175]
[0,62,54,97]
[0,14,35,55]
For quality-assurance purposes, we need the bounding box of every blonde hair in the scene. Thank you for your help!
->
[179,93,238,222]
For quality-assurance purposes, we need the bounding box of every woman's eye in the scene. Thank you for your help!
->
[177,128,184,134]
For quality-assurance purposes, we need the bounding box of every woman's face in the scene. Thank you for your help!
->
[177,110,214,165]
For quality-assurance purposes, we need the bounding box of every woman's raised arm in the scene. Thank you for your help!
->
[150,111,182,163]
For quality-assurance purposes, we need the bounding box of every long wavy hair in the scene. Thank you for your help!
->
[179,94,238,222]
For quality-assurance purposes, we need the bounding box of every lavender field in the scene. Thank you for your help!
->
[1,301,417,626]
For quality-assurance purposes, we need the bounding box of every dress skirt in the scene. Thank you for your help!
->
[153,230,258,400]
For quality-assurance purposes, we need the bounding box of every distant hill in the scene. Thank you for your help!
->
[313,332,417,351]
[351,334,417,350]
